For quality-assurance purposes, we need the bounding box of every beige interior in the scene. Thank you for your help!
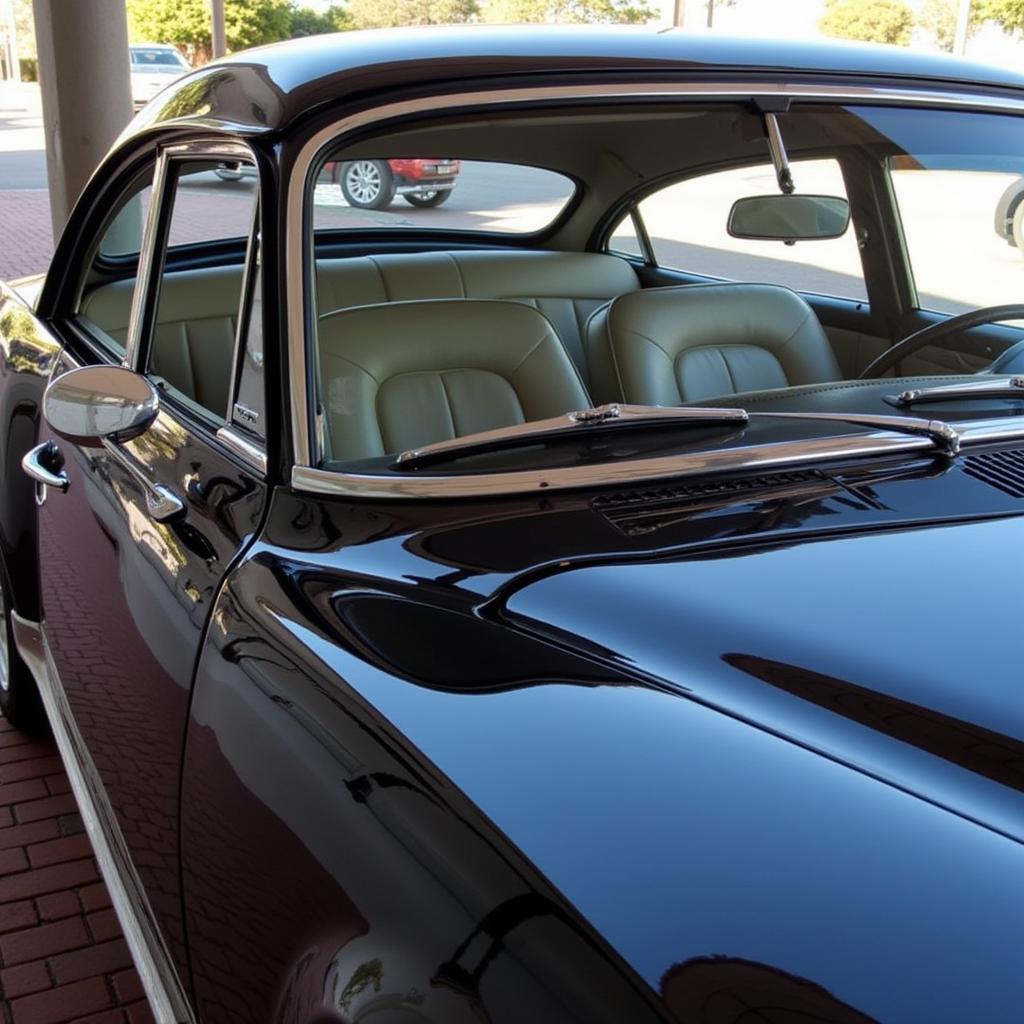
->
[80,250,641,411]
[318,299,590,460]
[588,283,842,405]
[79,265,243,413]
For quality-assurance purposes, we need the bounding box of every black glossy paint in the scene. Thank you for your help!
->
[34,351,267,982]
[130,26,1024,139]
[179,457,1024,1023]
[7,24,1024,1024]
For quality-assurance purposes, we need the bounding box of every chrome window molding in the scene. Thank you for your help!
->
[286,79,1024,497]
[217,425,269,475]
[123,149,170,372]
[10,614,195,1024]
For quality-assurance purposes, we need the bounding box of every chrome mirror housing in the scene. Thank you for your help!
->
[43,365,159,448]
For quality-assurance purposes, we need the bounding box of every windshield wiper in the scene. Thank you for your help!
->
[755,410,961,454]
[890,377,1024,407]
[395,403,749,469]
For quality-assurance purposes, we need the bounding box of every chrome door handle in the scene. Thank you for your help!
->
[21,442,69,495]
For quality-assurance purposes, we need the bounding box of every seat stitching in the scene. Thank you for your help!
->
[509,332,551,374]
[366,256,390,301]
[436,371,459,438]
[445,253,467,297]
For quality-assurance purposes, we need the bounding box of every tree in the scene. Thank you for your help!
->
[481,0,655,23]
[126,0,294,63]
[917,0,981,50]
[819,0,914,45]
[345,0,480,29]
[290,5,351,36]
[975,0,1024,33]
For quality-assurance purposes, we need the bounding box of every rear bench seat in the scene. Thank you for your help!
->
[79,250,641,406]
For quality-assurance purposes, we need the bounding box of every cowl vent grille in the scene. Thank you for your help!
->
[963,448,1024,499]
[592,471,823,513]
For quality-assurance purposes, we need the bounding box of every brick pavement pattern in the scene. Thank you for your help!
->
[0,192,53,281]
[0,718,153,1024]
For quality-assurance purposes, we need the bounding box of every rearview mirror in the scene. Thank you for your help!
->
[43,365,159,448]
[728,194,850,242]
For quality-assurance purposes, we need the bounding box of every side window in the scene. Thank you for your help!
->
[613,159,867,301]
[76,167,156,355]
[889,161,1022,315]
[147,161,258,422]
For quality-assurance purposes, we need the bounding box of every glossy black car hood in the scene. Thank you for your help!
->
[325,511,1024,1022]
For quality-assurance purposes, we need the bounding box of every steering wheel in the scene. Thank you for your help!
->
[858,304,1024,379]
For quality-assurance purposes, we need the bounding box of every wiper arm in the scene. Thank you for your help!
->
[891,377,1024,407]
[755,410,961,454]
[395,403,749,469]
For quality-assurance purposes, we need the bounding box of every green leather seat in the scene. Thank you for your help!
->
[317,298,591,461]
[586,283,842,405]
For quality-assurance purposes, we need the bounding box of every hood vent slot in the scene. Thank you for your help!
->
[593,471,822,512]
[593,471,826,535]
[963,448,1024,499]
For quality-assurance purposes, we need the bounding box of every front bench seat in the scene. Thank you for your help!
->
[587,283,842,405]
[318,299,591,461]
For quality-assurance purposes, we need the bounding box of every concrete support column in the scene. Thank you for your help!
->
[32,0,132,236]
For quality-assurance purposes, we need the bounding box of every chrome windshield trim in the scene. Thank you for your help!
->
[10,614,195,1024]
[396,403,749,467]
[293,430,938,499]
[287,79,1024,472]
[894,377,1024,406]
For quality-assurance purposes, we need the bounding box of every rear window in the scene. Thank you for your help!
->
[311,159,575,235]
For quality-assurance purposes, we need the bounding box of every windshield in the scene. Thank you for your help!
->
[130,47,187,68]
[303,95,1024,491]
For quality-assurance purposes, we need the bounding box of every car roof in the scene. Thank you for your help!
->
[127,26,1024,140]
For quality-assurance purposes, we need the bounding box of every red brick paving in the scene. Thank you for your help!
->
[0,191,53,281]
[0,721,153,1023]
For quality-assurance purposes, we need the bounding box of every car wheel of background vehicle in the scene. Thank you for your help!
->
[339,160,396,210]
[404,189,452,208]
[0,571,45,734]
[1012,202,1024,255]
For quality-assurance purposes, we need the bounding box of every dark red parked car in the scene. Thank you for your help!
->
[327,157,461,209]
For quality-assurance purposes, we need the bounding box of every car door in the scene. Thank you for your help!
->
[27,140,270,1007]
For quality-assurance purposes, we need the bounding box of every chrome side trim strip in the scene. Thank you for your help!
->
[216,425,268,474]
[287,77,1024,478]
[10,613,195,1024]
[292,430,936,499]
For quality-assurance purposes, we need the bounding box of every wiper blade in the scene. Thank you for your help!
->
[755,410,961,454]
[891,377,1024,407]
[395,403,749,469]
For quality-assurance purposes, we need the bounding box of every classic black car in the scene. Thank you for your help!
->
[3,26,1024,1024]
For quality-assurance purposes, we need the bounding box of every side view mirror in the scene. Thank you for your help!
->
[43,365,159,448]
[728,194,851,242]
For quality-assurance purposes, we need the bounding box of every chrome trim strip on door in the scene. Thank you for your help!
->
[10,613,195,1024]
[286,78,1024,492]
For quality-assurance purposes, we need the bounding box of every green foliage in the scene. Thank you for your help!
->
[481,0,655,23]
[917,0,981,51]
[346,0,480,28]
[126,0,297,62]
[976,0,1024,34]
[290,5,352,36]
[819,0,914,45]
